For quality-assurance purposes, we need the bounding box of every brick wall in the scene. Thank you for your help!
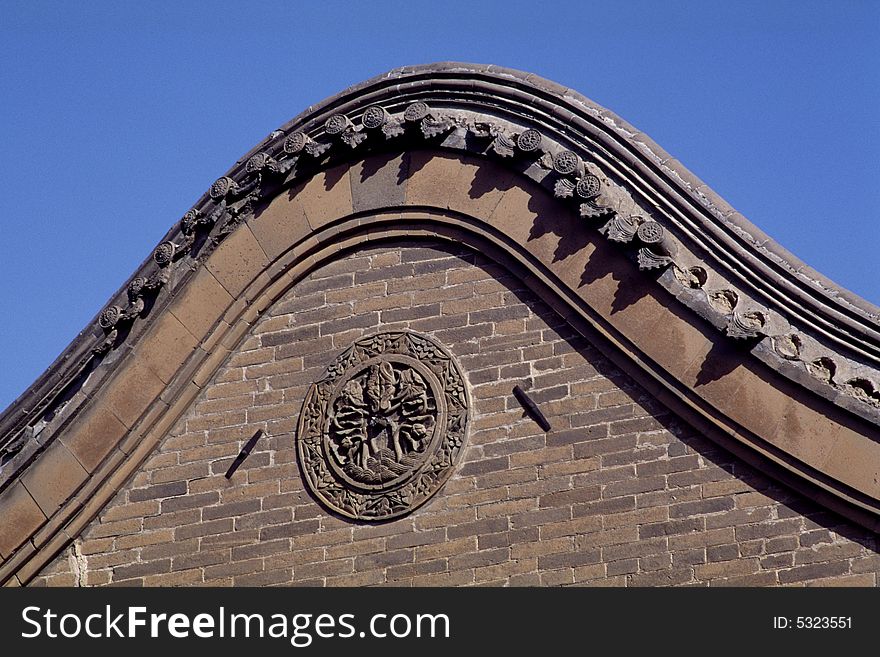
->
[33,241,879,586]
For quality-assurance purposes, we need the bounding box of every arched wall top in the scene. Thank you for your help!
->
[0,63,878,583]
[265,62,880,334]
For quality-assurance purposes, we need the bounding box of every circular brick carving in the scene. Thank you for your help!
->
[297,331,469,521]
[98,305,122,330]
[403,101,430,122]
[552,150,579,175]
[153,241,176,266]
[324,114,349,135]
[636,220,664,244]
[284,131,307,154]
[576,174,601,199]
[128,276,147,299]
[181,208,199,234]
[516,129,542,152]
[362,105,388,129]
[246,152,270,173]
[209,176,232,200]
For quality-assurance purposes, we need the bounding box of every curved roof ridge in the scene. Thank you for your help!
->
[1,64,879,582]
[0,61,877,507]
[2,61,878,447]
[293,62,880,323]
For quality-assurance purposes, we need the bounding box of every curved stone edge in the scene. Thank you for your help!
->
[267,62,879,327]
[0,202,878,585]
[0,65,878,580]
[2,62,877,472]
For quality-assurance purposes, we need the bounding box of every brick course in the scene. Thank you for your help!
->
[32,241,879,587]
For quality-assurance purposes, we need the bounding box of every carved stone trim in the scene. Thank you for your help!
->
[296,331,469,521]
[2,62,878,530]
[3,79,877,475]
[62,94,878,421]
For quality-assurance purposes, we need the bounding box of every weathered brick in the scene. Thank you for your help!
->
[706,543,739,562]
[778,562,851,584]
[709,572,778,587]
[459,456,510,476]
[32,241,875,590]
[142,508,200,531]
[636,455,702,477]
[174,518,233,541]
[140,539,199,561]
[203,559,264,581]
[799,529,833,548]
[113,560,171,580]
[540,516,603,539]
[129,482,187,502]
[450,548,510,571]
[602,475,666,498]
[234,568,292,587]
[354,549,413,572]
[447,518,509,540]
[761,553,794,569]
[794,542,864,565]
[538,486,601,508]
[695,557,759,580]
[603,537,668,562]
[603,506,668,530]
[735,519,803,542]
[765,536,799,554]
[672,548,706,567]
[260,520,320,541]
[640,553,673,571]
[606,559,639,576]
[538,549,600,570]
[628,568,694,587]
[161,492,220,514]
[201,499,262,520]
[101,500,160,522]
[385,529,446,550]
[172,550,230,570]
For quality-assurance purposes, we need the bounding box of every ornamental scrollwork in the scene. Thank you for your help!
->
[69,90,878,443]
[296,331,469,521]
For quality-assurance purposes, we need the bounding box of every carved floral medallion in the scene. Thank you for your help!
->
[296,331,469,520]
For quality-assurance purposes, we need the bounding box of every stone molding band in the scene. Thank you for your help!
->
[0,63,878,583]
[3,65,877,474]
[0,203,877,585]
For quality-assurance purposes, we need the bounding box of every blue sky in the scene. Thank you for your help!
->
[1,0,878,411]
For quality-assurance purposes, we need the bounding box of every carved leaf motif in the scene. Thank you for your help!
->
[340,129,367,149]
[602,215,639,243]
[579,202,613,219]
[490,132,516,158]
[421,115,454,138]
[381,120,404,139]
[726,310,767,339]
[304,140,331,157]
[637,247,673,271]
[554,178,575,199]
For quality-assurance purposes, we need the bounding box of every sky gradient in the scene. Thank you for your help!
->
[1,0,878,411]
